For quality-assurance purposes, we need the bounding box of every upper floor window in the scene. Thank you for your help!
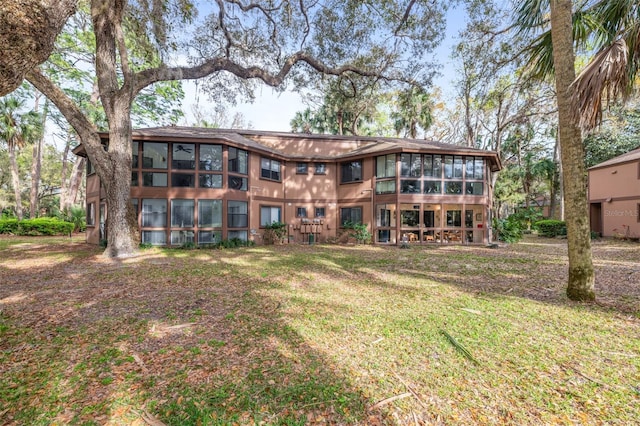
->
[132,141,139,168]
[401,153,421,177]
[87,160,95,175]
[142,142,168,169]
[340,160,362,183]
[261,158,281,181]
[200,144,223,171]
[297,163,308,174]
[172,143,195,169]
[423,154,442,178]
[376,154,396,178]
[444,155,463,179]
[228,147,248,174]
[314,163,327,175]
[465,156,485,180]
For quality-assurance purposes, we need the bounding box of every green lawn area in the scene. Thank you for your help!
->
[1,235,638,425]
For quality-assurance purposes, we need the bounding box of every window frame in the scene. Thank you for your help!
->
[296,162,308,174]
[340,207,362,226]
[260,157,282,181]
[296,207,307,218]
[86,202,96,227]
[260,205,282,227]
[314,163,327,175]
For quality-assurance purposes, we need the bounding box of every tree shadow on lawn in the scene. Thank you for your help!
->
[0,239,397,425]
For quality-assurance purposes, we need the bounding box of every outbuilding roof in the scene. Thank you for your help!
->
[588,146,640,170]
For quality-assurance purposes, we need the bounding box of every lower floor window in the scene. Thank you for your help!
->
[228,200,248,228]
[198,230,222,245]
[171,230,194,245]
[340,207,362,226]
[227,230,248,241]
[261,206,282,226]
[142,230,166,245]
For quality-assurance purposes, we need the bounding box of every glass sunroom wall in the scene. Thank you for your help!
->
[422,204,441,243]
[400,203,420,242]
[375,203,397,243]
[465,204,485,243]
[443,204,463,243]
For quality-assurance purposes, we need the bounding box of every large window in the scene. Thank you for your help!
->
[376,154,396,178]
[446,210,462,227]
[423,154,442,178]
[401,153,421,177]
[142,142,168,169]
[198,200,222,228]
[228,147,248,174]
[261,158,281,181]
[142,172,168,187]
[171,199,194,228]
[401,179,421,194]
[142,199,167,227]
[340,207,362,225]
[260,206,281,226]
[172,143,195,169]
[171,173,195,187]
[142,231,166,245]
[376,180,396,194]
[199,174,223,189]
[228,175,248,191]
[465,156,484,179]
[227,201,248,228]
[340,160,362,183]
[200,144,223,171]
[400,204,420,227]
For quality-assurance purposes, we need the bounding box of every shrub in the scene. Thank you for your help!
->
[0,218,74,236]
[493,215,523,243]
[534,220,567,238]
[263,221,287,245]
[342,221,371,244]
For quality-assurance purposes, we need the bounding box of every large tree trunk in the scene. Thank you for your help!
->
[549,0,595,301]
[64,156,85,211]
[0,0,77,96]
[8,145,23,220]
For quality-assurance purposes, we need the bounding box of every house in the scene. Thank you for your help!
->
[76,126,502,246]
[588,146,640,238]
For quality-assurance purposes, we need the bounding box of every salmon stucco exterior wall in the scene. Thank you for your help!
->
[76,127,502,247]
[588,147,640,238]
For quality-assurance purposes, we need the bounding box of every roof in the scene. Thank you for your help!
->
[78,126,502,171]
[588,146,640,170]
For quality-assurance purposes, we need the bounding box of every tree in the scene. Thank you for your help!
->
[16,0,449,257]
[516,0,595,301]
[0,0,76,96]
[0,96,43,220]
[392,87,433,138]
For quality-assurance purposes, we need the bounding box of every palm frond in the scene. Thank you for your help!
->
[440,330,480,366]
[570,39,629,130]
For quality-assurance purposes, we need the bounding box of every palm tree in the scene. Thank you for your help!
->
[0,96,43,220]
[515,0,596,301]
[392,87,433,139]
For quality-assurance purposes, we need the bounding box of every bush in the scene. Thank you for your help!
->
[342,221,371,244]
[534,220,567,238]
[0,218,74,236]
[263,221,287,245]
[493,215,523,243]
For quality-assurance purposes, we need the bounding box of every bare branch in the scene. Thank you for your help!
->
[394,0,417,36]
[134,51,396,94]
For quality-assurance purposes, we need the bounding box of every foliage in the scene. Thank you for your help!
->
[534,219,567,238]
[493,215,523,243]
[583,103,640,167]
[57,206,86,233]
[0,217,73,236]
[263,221,288,245]
[342,221,371,244]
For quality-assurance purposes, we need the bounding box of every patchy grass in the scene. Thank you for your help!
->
[0,235,638,425]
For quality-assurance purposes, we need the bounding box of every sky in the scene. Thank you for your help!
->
[182,7,467,132]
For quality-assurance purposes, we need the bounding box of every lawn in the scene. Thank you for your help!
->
[0,235,638,425]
